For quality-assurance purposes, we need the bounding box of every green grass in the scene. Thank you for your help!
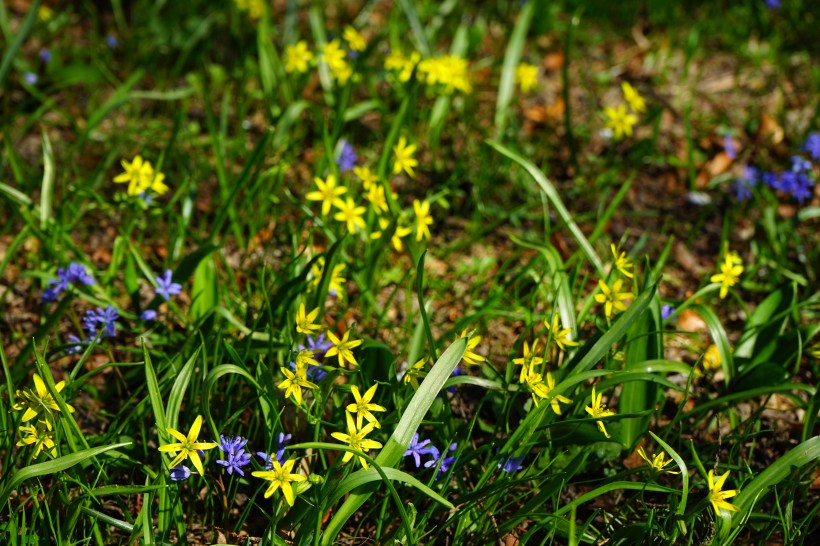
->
[1,0,818,544]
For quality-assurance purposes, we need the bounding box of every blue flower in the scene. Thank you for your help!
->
[791,155,812,174]
[23,72,37,85]
[256,432,292,469]
[498,454,525,473]
[216,448,252,476]
[336,140,357,173]
[804,132,820,161]
[43,262,95,302]
[722,134,736,160]
[764,0,781,9]
[39,48,52,63]
[217,434,248,453]
[273,432,292,463]
[299,334,333,357]
[762,171,781,190]
[106,34,118,48]
[140,309,157,321]
[424,442,457,480]
[661,305,676,322]
[155,270,182,300]
[65,334,85,355]
[82,305,119,338]
[170,465,191,481]
[404,433,439,468]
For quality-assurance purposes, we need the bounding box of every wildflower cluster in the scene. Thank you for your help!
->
[157,418,307,506]
[305,141,433,248]
[603,82,646,140]
[12,372,75,458]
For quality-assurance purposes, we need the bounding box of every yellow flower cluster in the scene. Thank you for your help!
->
[384,50,471,94]
[12,372,75,458]
[113,155,169,197]
[594,244,635,320]
[603,82,646,140]
[516,63,539,93]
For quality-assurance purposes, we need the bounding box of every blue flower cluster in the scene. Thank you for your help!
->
[403,434,463,480]
[43,262,96,302]
[171,432,292,482]
[734,132,818,204]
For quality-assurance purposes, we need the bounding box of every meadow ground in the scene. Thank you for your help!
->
[0,0,818,544]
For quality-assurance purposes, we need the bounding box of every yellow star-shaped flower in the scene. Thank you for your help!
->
[157,415,218,476]
[252,458,307,506]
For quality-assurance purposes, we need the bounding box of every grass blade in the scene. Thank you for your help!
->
[487,140,605,277]
[494,1,533,137]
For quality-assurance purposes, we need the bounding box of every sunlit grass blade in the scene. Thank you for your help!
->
[164,346,200,430]
[0,443,131,503]
[494,1,533,137]
[487,140,605,277]
[649,431,689,537]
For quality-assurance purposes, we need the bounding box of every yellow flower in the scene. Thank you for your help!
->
[284,41,314,74]
[310,258,347,297]
[294,348,320,370]
[544,316,579,351]
[157,415,218,476]
[403,358,428,390]
[637,446,680,474]
[523,369,571,414]
[512,340,544,381]
[707,469,741,514]
[330,60,354,84]
[278,367,318,405]
[17,419,57,458]
[330,411,383,469]
[621,81,646,113]
[710,251,743,299]
[346,385,387,429]
[306,174,346,216]
[417,55,472,94]
[12,373,75,422]
[385,50,421,82]
[365,184,389,214]
[392,137,418,178]
[333,197,367,234]
[343,26,366,52]
[114,155,155,196]
[604,104,638,140]
[371,217,413,252]
[295,303,322,335]
[38,6,54,22]
[325,330,362,368]
[150,171,169,195]
[413,199,433,242]
[702,344,722,371]
[252,459,307,506]
[516,63,539,93]
[594,278,634,319]
[235,0,263,19]
[323,40,347,70]
[584,386,616,438]
[459,329,485,366]
[610,244,634,279]
[353,166,378,191]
